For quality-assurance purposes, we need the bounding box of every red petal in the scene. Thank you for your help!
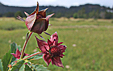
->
[25,54,29,56]
[32,18,46,34]
[58,42,63,45]
[36,2,39,14]
[16,49,21,56]
[25,13,36,30]
[47,39,53,46]
[43,54,51,66]
[11,53,17,58]
[24,11,29,16]
[38,8,48,18]
[30,2,39,15]
[11,49,21,59]
[51,57,64,68]
[11,53,20,59]
[35,36,49,53]
[59,45,67,53]
[59,54,65,58]
[24,53,29,57]
[46,13,54,22]
[50,32,58,46]
[25,2,39,31]
[45,13,54,31]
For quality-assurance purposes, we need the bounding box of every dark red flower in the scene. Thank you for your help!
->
[25,2,54,34]
[11,49,29,59]
[35,32,66,67]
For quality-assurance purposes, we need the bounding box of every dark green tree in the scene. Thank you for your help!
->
[105,11,113,19]
[0,13,2,17]
[88,10,100,19]
[55,12,62,18]
[88,10,95,18]
[14,11,23,19]
[95,10,100,19]
[77,7,86,18]
[73,13,78,18]
[4,12,14,17]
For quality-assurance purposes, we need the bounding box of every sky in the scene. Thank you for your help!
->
[1,0,113,8]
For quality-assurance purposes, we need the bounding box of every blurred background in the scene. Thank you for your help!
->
[0,0,113,71]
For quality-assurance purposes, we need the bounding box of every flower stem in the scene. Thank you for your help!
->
[23,52,42,60]
[20,32,33,59]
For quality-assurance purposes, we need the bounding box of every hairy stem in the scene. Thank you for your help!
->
[21,32,33,59]
[23,52,42,60]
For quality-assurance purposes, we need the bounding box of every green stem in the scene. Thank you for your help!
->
[23,52,42,60]
[20,32,33,59]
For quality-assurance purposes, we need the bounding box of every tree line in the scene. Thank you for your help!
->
[0,2,113,19]
[72,8,113,19]
[0,8,113,19]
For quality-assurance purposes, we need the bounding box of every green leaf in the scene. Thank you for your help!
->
[11,60,25,71]
[25,65,32,71]
[2,50,12,71]
[0,59,3,71]
[32,64,49,71]
[11,43,17,53]
[16,45,21,51]
[11,43,17,63]
[2,43,17,71]
[19,64,25,71]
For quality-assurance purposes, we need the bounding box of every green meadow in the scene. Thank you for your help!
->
[0,17,113,71]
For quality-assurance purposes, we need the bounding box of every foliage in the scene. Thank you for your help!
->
[3,12,14,17]
[0,1,66,70]
[0,59,3,71]
[14,11,23,19]
[88,10,100,19]
[2,43,16,71]
[105,11,113,19]
[1,18,113,71]
[0,42,49,71]
[73,13,78,18]
[11,60,25,71]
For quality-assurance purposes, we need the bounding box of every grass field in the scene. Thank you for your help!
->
[0,17,113,71]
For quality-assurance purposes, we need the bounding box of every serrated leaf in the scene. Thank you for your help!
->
[19,64,25,71]
[2,43,17,71]
[11,43,17,53]
[11,60,25,71]
[2,50,12,71]
[25,65,32,71]
[32,64,49,71]
[0,59,3,71]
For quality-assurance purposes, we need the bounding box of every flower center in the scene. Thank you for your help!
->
[50,46,61,56]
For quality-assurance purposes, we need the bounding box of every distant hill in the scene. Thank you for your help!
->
[0,2,113,19]
[0,2,35,14]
